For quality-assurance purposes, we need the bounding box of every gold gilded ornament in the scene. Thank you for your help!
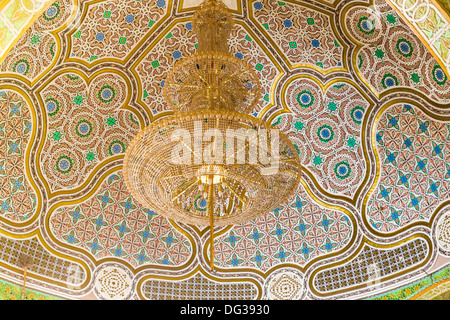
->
[123,0,301,269]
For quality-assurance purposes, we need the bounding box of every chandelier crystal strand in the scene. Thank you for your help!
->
[123,0,302,270]
[208,174,215,270]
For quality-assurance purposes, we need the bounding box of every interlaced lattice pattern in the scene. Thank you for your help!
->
[314,238,428,292]
[142,272,257,300]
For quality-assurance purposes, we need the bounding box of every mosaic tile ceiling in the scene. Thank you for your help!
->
[0,0,449,300]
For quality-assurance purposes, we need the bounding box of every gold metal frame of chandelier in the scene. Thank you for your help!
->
[123,110,302,270]
[123,110,301,224]
[123,0,302,270]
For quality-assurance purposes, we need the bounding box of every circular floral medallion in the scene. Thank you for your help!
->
[357,16,375,35]
[97,85,117,104]
[55,154,74,175]
[395,38,414,58]
[45,97,61,117]
[93,263,134,300]
[75,119,94,138]
[295,89,315,109]
[316,123,335,144]
[350,105,365,125]
[107,139,126,156]
[381,72,399,89]
[334,160,352,181]
[432,64,447,86]
[12,58,31,75]
[43,2,61,22]
[264,268,305,300]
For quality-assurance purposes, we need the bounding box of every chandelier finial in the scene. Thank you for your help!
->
[192,0,234,53]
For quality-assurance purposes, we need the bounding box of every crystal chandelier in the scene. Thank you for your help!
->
[123,0,301,269]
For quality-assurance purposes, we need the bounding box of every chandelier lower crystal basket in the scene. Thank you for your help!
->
[123,110,301,226]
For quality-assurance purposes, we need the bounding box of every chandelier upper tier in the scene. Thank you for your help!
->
[123,0,302,227]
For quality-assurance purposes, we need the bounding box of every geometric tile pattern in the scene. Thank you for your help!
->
[313,238,429,294]
[70,0,168,63]
[0,90,37,222]
[0,0,73,80]
[366,103,450,232]
[49,172,192,268]
[345,0,450,103]
[0,25,56,81]
[141,272,258,300]
[385,0,450,76]
[214,183,353,270]
[39,72,140,191]
[0,0,51,64]
[0,235,85,285]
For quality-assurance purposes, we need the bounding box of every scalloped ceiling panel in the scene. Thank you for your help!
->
[0,0,449,300]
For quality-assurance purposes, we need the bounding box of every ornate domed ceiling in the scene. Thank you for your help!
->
[0,0,449,300]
